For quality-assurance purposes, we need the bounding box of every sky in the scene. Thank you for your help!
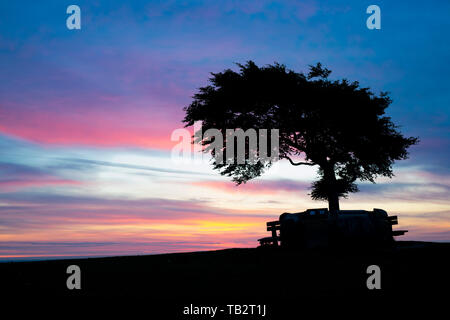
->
[0,0,449,260]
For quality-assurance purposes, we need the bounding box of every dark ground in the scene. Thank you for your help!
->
[1,241,448,316]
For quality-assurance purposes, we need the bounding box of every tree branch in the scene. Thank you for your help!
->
[284,156,315,166]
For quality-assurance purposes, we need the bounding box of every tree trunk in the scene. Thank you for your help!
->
[328,190,340,213]
[323,163,340,213]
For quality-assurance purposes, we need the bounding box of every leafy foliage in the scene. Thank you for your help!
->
[183,61,418,206]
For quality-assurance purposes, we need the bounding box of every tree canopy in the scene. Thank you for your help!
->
[183,61,419,211]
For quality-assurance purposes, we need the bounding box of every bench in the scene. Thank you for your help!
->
[388,216,408,236]
[387,216,398,225]
[392,230,408,236]
[258,220,280,247]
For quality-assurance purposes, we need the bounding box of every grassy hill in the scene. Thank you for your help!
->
[2,241,448,296]
[1,241,448,314]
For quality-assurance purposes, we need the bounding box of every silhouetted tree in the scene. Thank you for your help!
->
[183,61,418,212]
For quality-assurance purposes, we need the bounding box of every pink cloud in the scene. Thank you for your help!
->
[0,101,182,149]
[0,177,81,192]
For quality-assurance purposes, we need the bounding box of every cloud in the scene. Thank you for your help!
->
[0,191,272,259]
[357,182,450,203]
[0,178,80,191]
[191,179,310,194]
[0,162,81,191]
[60,158,210,176]
[0,100,180,149]
[400,138,450,175]
[0,191,271,230]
